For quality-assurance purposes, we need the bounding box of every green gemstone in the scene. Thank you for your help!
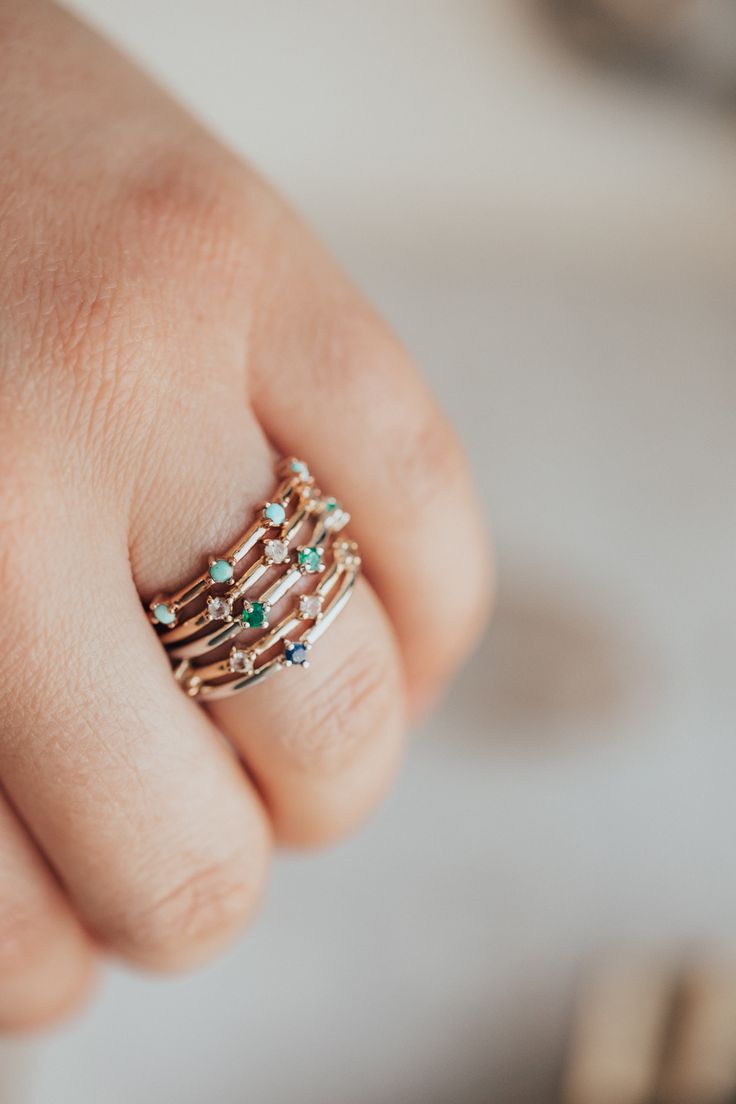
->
[324,497,337,512]
[298,546,323,573]
[242,601,268,628]
[153,603,175,626]
[209,559,233,584]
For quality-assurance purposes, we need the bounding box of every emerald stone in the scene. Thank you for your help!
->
[263,502,286,525]
[209,559,233,583]
[153,603,175,626]
[298,546,323,573]
[242,601,268,629]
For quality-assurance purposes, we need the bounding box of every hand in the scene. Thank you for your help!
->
[0,0,491,1030]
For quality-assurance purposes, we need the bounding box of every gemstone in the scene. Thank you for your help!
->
[323,498,349,531]
[284,641,309,666]
[334,540,361,568]
[290,459,309,477]
[152,602,175,626]
[207,595,233,621]
[298,545,323,573]
[242,601,268,629]
[264,539,289,564]
[209,559,233,584]
[302,486,322,514]
[263,502,286,526]
[229,647,254,674]
[298,593,323,619]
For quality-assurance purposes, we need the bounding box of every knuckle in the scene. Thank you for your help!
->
[2,146,258,470]
[381,401,469,516]
[98,853,266,969]
[318,309,469,514]
[282,637,402,775]
[122,146,248,272]
[274,638,404,846]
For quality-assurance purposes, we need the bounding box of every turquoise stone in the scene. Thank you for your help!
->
[209,559,233,584]
[290,459,308,475]
[153,603,175,626]
[263,502,286,525]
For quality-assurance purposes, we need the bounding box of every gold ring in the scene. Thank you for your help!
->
[145,458,361,698]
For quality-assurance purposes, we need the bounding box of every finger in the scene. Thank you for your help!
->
[247,218,493,710]
[208,578,406,847]
[0,792,95,1032]
[563,954,674,1104]
[658,960,736,1104]
[0,500,271,972]
[133,411,407,849]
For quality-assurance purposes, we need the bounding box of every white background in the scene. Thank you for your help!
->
[3,3,736,1101]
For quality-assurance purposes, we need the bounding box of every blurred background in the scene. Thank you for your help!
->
[3,1,736,1101]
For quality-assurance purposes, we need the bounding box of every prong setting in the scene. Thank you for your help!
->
[206,595,233,622]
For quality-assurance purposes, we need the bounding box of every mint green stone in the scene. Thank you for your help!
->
[263,502,286,525]
[209,559,233,584]
[153,603,175,626]
[242,601,268,629]
[298,546,323,573]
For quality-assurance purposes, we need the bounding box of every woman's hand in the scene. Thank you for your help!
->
[0,0,491,1029]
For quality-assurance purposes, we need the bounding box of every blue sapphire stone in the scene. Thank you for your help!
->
[285,641,308,666]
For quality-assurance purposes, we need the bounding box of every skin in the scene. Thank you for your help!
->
[0,0,492,1031]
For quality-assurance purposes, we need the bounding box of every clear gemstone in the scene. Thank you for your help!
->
[302,486,323,514]
[264,539,288,564]
[323,498,349,531]
[334,540,361,568]
[229,647,254,674]
[299,593,323,619]
[207,595,232,621]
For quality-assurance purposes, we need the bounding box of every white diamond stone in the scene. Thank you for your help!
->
[207,595,232,621]
[264,539,289,564]
[229,647,254,674]
[299,593,323,619]
[324,507,349,532]
[334,540,360,568]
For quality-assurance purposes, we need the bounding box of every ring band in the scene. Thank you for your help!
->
[146,458,361,699]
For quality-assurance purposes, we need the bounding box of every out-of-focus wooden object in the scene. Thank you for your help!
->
[658,960,736,1104]
[562,954,674,1104]
[553,0,736,90]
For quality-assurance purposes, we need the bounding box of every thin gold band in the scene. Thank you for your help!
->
[145,458,360,699]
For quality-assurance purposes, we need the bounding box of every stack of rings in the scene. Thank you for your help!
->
[146,457,361,700]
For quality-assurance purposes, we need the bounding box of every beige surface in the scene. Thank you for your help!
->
[4,3,736,1102]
